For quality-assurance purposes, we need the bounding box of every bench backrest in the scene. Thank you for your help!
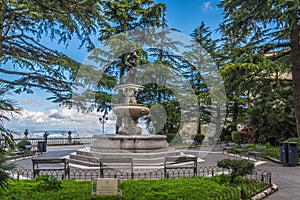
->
[32,158,68,164]
[256,145,266,150]
[164,156,197,166]
[241,144,248,148]
[99,158,133,178]
[99,158,133,166]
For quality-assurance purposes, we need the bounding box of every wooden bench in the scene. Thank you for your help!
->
[164,156,198,178]
[99,158,133,179]
[234,144,249,156]
[222,142,236,153]
[248,145,266,160]
[32,158,70,179]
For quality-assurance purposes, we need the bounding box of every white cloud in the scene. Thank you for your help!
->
[202,1,214,11]
[6,105,150,137]
[6,106,114,134]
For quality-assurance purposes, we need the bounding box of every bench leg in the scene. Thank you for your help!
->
[33,170,39,178]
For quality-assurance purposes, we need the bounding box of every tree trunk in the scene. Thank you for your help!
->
[115,54,126,134]
[290,23,300,137]
[197,116,201,135]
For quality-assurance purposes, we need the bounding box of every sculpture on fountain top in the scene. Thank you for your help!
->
[126,51,138,84]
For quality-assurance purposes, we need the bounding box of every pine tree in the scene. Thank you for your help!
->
[218,0,300,137]
[181,22,218,135]
[85,0,165,133]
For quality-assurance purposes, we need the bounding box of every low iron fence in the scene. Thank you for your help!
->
[9,166,272,200]
[208,169,272,200]
[10,167,271,199]
[10,166,271,182]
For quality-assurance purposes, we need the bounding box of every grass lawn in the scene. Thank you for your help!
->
[0,175,267,200]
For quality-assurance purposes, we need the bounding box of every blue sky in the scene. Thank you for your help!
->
[5,0,223,135]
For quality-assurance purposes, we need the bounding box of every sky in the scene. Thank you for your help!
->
[4,0,224,137]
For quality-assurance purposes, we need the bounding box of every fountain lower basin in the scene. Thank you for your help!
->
[90,134,169,153]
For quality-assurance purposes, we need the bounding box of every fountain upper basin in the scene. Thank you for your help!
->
[113,104,149,119]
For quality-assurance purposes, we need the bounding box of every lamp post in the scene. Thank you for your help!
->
[99,116,108,134]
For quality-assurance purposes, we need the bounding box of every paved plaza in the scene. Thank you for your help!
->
[13,144,300,199]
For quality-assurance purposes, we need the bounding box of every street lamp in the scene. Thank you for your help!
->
[99,116,108,134]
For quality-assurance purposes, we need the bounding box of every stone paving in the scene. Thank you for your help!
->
[12,144,300,199]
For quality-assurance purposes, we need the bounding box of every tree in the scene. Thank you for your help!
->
[137,8,186,135]
[0,85,20,147]
[85,0,166,133]
[217,18,269,132]
[97,0,165,82]
[245,85,296,144]
[181,22,218,135]
[0,0,104,101]
[218,0,300,137]
[0,0,110,147]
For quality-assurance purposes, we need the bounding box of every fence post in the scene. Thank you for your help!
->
[240,187,247,200]
[100,162,104,178]
[164,159,167,178]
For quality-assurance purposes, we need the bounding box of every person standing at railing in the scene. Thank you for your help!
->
[24,129,29,141]
[67,131,72,144]
[43,132,49,144]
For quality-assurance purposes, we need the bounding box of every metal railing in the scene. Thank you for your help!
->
[1,137,92,146]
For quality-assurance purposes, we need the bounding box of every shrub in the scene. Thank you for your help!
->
[231,131,242,144]
[33,175,62,191]
[16,140,31,151]
[193,134,205,145]
[217,159,255,184]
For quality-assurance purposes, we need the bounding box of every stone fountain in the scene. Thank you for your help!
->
[69,51,181,167]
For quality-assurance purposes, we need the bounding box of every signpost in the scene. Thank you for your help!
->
[96,178,118,195]
[91,177,121,199]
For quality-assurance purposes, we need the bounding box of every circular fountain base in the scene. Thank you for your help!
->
[90,134,169,153]
[69,134,183,167]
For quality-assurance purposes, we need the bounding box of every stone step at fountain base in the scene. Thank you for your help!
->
[68,148,183,168]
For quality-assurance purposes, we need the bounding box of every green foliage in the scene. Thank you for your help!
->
[0,85,20,149]
[245,86,296,145]
[231,131,242,144]
[284,138,300,146]
[218,0,300,137]
[1,0,104,102]
[33,175,61,191]
[217,159,255,183]
[193,134,205,145]
[0,155,15,189]
[261,145,280,160]
[16,140,31,151]
[145,101,181,134]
